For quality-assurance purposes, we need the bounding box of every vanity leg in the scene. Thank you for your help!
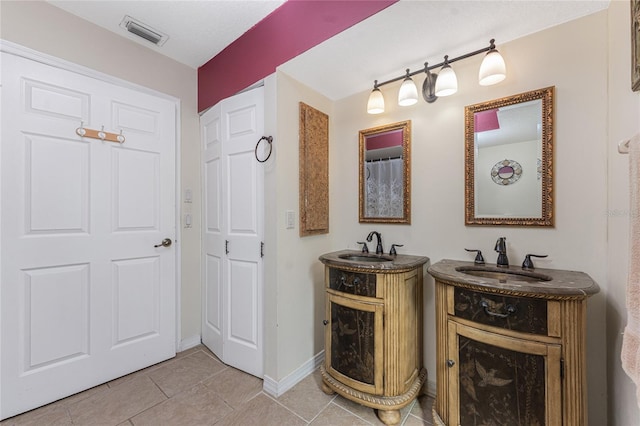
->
[321,381,335,395]
[377,409,401,425]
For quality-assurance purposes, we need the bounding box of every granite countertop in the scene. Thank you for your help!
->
[319,249,429,273]
[427,259,600,299]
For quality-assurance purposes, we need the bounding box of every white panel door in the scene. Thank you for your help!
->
[0,52,177,420]
[201,103,224,357]
[201,87,264,377]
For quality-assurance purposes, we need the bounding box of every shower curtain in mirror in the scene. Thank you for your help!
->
[365,158,403,217]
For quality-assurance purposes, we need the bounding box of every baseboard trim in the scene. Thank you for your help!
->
[178,335,202,353]
[263,350,324,397]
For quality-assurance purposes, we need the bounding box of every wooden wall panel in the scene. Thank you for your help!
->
[299,102,329,236]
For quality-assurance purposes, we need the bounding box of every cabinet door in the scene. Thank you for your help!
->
[325,292,384,395]
[447,321,562,426]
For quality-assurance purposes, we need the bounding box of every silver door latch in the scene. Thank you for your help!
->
[154,238,172,248]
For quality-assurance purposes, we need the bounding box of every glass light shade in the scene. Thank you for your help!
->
[434,65,458,97]
[367,88,385,114]
[398,77,418,106]
[478,49,506,86]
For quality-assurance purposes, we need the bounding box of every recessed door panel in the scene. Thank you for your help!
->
[228,152,257,234]
[227,259,258,347]
[25,135,89,234]
[112,148,159,232]
[111,102,159,137]
[24,78,90,122]
[23,264,90,370]
[205,159,221,233]
[226,105,257,139]
[205,254,222,333]
[111,257,160,346]
[203,115,221,149]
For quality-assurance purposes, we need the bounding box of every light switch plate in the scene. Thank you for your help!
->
[285,210,295,229]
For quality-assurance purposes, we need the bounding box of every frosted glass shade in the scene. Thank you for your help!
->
[398,77,418,106]
[478,49,506,86]
[434,65,457,97]
[367,88,385,114]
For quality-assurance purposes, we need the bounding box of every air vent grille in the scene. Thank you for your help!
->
[119,15,168,46]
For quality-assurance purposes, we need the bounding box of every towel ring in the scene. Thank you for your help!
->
[255,136,273,163]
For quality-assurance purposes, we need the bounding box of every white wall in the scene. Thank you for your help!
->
[263,71,333,383]
[330,10,609,425]
[0,1,202,346]
[476,140,541,217]
[607,1,640,425]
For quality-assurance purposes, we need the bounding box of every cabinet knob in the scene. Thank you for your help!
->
[323,320,329,326]
[447,359,455,368]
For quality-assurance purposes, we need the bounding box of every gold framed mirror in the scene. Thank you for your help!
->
[359,120,411,224]
[465,87,554,226]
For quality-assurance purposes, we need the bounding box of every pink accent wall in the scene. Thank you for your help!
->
[366,129,403,150]
[197,0,397,112]
[474,109,500,132]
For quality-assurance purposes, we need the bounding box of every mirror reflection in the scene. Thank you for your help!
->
[465,87,554,226]
[359,121,411,224]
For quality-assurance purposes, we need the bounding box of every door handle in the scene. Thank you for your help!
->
[154,238,172,248]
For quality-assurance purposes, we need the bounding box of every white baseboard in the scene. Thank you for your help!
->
[178,335,202,353]
[263,350,324,397]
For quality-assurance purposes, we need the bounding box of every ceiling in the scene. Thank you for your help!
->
[47,0,609,101]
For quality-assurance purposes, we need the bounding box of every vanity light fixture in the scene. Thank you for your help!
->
[367,80,385,114]
[397,69,419,106]
[367,39,506,114]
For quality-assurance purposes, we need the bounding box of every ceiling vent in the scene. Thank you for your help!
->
[119,15,168,46]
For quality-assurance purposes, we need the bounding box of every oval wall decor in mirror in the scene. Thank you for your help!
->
[491,159,522,185]
[359,120,411,224]
[465,86,554,226]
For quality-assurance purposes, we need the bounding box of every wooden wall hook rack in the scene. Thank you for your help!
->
[76,123,125,144]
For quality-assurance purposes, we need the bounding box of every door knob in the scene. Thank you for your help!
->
[154,238,172,248]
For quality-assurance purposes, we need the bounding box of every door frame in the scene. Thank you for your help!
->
[0,40,183,350]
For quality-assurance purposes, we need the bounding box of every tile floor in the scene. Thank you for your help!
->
[1,345,434,426]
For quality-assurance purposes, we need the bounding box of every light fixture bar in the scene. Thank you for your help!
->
[373,39,497,89]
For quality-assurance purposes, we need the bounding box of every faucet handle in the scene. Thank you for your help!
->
[389,244,403,255]
[465,248,485,265]
[522,254,548,269]
[357,241,369,253]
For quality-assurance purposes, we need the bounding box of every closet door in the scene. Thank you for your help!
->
[0,52,177,419]
[201,87,264,377]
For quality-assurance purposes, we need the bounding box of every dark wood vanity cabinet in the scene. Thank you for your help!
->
[318,254,429,426]
[429,260,599,426]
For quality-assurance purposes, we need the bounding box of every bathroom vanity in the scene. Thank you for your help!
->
[319,250,429,425]
[428,259,599,426]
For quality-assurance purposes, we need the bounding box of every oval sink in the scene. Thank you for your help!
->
[455,266,552,283]
[338,254,394,262]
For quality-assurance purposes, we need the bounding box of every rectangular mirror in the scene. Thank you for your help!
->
[465,87,554,226]
[359,120,411,224]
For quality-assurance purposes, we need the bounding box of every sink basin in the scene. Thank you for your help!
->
[338,254,394,262]
[455,266,552,283]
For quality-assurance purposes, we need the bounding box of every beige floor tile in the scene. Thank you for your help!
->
[149,350,227,397]
[403,414,431,425]
[203,367,263,408]
[409,395,434,422]
[0,403,72,426]
[276,369,335,421]
[130,383,232,426]
[67,375,166,425]
[310,403,371,425]
[59,384,109,406]
[333,395,416,425]
[215,393,306,426]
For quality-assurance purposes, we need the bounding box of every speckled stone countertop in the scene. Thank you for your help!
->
[319,250,429,273]
[428,259,600,299]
